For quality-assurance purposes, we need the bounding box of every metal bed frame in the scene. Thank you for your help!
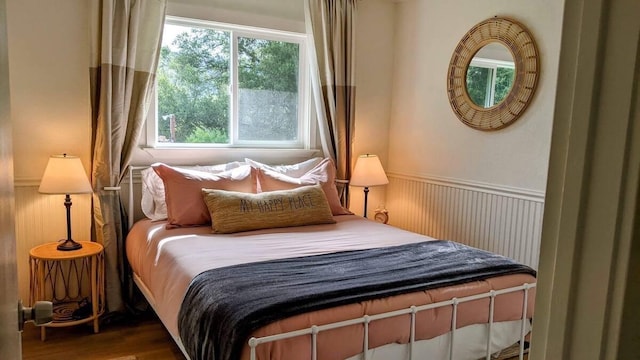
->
[125,165,535,360]
[247,284,534,360]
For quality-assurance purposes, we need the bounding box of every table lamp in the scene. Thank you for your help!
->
[350,154,389,218]
[38,154,93,251]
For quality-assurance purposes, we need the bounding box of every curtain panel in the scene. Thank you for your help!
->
[305,0,357,207]
[89,0,166,312]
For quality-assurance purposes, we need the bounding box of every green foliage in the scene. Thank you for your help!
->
[238,37,299,92]
[157,28,231,143]
[465,65,515,107]
[185,127,229,143]
[466,66,490,107]
[494,67,514,105]
[237,37,299,141]
[157,26,300,144]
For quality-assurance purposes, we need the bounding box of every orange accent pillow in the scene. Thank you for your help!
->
[141,161,246,221]
[256,158,352,216]
[152,163,256,228]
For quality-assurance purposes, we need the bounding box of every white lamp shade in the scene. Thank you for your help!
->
[38,155,93,194]
[350,154,389,187]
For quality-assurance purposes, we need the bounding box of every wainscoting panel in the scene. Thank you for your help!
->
[385,173,545,269]
[14,182,92,303]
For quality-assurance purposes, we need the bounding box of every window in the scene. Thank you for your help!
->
[466,58,515,108]
[148,17,309,149]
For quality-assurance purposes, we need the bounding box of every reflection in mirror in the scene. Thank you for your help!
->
[465,43,515,108]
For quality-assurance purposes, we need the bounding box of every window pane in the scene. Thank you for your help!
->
[157,24,231,144]
[493,67,515,105]
[237,37,299,141]
[466,66,492,107]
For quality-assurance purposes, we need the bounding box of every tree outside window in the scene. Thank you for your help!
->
[155,20,304,147]
[466,60,515,108]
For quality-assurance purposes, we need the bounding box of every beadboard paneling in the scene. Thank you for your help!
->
[386,173,545,269]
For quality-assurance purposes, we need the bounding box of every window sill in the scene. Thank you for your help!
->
[130,146,323,166]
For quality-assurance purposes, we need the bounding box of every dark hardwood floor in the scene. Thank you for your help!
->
[21,311,185,360]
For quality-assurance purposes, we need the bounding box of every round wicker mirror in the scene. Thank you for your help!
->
[447,17,539,131]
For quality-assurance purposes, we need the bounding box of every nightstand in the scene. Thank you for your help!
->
[29,241,105,341]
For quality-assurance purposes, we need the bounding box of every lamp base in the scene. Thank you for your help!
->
[57,239,83,251]
[363,186,370,218]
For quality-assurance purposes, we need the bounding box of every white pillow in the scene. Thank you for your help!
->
[140,161,246,221]
[244,157,323,178]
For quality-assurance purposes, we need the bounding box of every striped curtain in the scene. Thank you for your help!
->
[305,0,357,206]
[89,0,166,313]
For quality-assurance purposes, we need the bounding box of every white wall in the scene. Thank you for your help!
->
[388,0,564,192]
[7,0,91,182]
[350,0,396,217]
[7,0,93,302]
[169,0,303,27]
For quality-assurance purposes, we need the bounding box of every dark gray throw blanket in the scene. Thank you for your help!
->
[178,240,536,360]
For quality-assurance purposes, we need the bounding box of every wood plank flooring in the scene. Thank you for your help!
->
[21,312,185,360]
[21,311,527,360]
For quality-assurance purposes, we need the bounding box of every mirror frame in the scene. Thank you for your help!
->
[447,17,539,131]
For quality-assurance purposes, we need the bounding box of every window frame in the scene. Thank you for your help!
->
[468,57,515,108]
[145,16,313,150]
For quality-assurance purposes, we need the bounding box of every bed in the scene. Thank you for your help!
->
[124,158,536,360]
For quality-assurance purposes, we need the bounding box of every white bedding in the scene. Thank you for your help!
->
[127,214,535,360]
[126,215,436,338]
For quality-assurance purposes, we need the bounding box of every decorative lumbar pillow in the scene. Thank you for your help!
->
[256,158,352,216]
[152,163,256,228]
[202,185,336,234]
[141,161,246,221]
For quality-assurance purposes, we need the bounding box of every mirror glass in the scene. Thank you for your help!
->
[465,42,515,108]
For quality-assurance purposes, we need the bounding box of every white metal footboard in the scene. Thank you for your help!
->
[248,283,535,360]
